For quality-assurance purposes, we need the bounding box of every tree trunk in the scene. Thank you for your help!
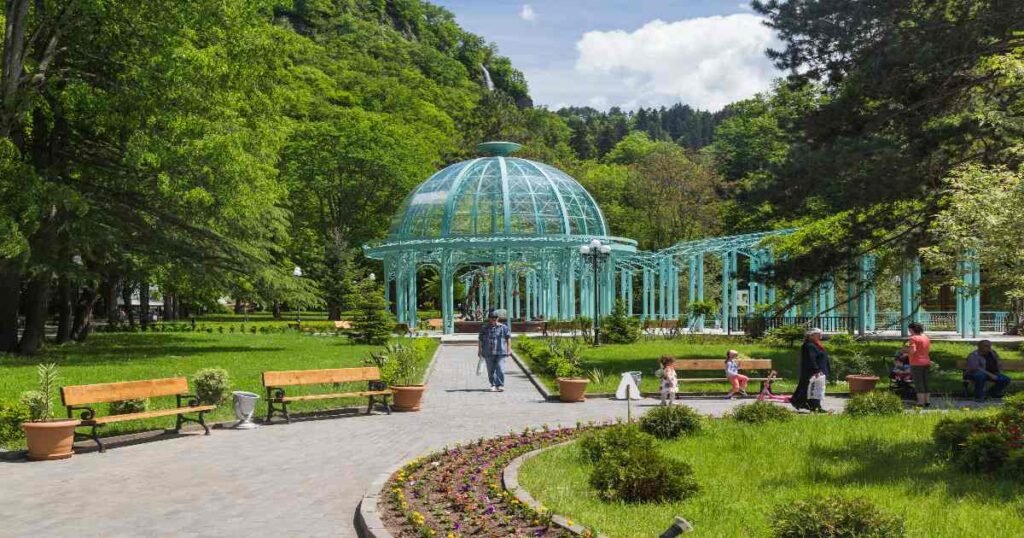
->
[164,293,176,321]
[121,280,134,328]
[139,280,150,330]
[71,285,98,342]
[55,274,74,343]
[234,299,245,315]
[0,259,22,352]
[101,276,118,325]
[17,272,51,355]
[272,301,281,319]
[328,303,341,321]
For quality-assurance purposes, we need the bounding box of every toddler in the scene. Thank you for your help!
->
[808,369,827,412]
[724,350,749,399]
[656,355,678,406]
[892,349,912,383]
[757,370,791,402]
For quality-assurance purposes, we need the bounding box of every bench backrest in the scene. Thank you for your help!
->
[644,320,678,329]
[673,359,773,371]
[956,359,1024,371]
[263,367,382,388]
[333,320,352,329]
[61,377,190,406]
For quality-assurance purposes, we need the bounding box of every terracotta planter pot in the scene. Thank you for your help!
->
[846,375,880,395]
[22,420,79,461]
[392,385,426,411]
[557,378,589,402]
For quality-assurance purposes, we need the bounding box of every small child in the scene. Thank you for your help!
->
[656,356,678,406]
[892,349,912,383]
[757,370,791,403]
[808,369,827,412]
[724,350,749,399]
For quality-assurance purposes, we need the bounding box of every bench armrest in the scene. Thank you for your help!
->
[67,405,96,421]
[176,394,203,408]
[368,380,388,391]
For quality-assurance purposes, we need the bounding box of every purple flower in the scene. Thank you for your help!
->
[485,505,496,515]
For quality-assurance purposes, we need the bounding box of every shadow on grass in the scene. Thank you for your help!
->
[805,437,1021,501]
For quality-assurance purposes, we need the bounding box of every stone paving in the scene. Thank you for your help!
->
[0,345,846,538]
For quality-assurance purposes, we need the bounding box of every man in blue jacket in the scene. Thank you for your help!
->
[478,310,511,392]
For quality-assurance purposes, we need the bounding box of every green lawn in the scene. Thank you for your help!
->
[1,332,438,447]
[517,338,1023,395]
[519,413,1024,538]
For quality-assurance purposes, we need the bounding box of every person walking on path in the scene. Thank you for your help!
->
[965,339,1010,402]
[478,311,511,392]
[791,328,831,410]
[907,322,932,407]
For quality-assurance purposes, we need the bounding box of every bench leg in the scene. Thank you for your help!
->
[382,395,391,415]
[75,424,105,453]
[175,411,211,435]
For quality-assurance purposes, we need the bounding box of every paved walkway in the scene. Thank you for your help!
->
[0,345,844,537]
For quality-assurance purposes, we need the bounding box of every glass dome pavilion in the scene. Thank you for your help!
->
[364,141,637,333]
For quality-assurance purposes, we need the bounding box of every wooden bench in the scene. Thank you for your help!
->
[956,359,1024,397]
[262,367,392,423]
[61,377,216,453]
[334,320,352,330]
[674,359,777,387]
[644,319,681,339]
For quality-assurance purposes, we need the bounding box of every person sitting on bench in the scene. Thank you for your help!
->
[965,340,1011,402]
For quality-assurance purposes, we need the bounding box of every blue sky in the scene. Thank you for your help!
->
[432,1,782,111]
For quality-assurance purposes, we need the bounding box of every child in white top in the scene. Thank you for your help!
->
[808,370,826,412]
[656,356,678,406]
[724,350,749,399]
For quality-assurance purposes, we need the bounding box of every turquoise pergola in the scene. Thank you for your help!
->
[365,142,985,338]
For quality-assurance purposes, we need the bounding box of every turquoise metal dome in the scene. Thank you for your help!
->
[387,142,607,240]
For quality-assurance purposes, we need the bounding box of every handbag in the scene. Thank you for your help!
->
[476,354,485,376]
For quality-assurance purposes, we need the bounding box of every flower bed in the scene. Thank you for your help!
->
[380,427,589,537]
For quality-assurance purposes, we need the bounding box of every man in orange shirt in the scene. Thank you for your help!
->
[907,322,931,407]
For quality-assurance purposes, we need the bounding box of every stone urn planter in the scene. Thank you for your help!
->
[846,375,880,395]
[557,378,589,402]
[22,420,79,461]
[391,385,426,411]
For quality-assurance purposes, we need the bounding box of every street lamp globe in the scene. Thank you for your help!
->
[579,245,591,255]
[369,272,376,281]
[590,238,602,249]
[292,266,303,278]
[599,245,612,255]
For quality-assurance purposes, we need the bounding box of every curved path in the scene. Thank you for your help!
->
[0,345,842,537]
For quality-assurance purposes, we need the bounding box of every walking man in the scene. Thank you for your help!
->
[478,310,511,392]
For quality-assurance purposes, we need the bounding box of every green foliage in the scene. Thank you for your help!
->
[578,424,656,464]
[762,325,806,347]
[732,401,793,425]
[1003,449,1024,482]
[109,399,148,415]
[192,368,230,405]
[638,404,705,440]
[827,333,854,347]
[367,342,428,386]
[832,351,876,380]
[957,432,1010,473]
[589,445,699,504]
[933,414,997,458]
[771,495,905,538]
[351,279,395,346]
[19,363,58,421]
[0,403,28,448]
[844,391,904,417]
[535,337,586,379]
[600,299,640,344]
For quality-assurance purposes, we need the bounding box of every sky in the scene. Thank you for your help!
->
[432,1,783,112]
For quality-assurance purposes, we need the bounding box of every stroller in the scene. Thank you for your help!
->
[889,351,917,400]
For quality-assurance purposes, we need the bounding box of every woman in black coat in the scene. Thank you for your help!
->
[791,328,831,410]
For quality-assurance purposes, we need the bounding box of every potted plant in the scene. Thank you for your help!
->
[369,343,426,411]
[553,338,589,402]
[842,352,880,395]
[20,364,79,461]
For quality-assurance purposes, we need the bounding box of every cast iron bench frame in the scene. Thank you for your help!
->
[262,366,392,424]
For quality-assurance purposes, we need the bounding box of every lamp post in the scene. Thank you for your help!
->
[579,239,611,346]
[292,266,303,326]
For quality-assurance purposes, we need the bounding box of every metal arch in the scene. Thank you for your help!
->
[528,159,573,236]
[440,158,484,237]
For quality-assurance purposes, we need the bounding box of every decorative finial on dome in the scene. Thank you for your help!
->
[476,141,522,157]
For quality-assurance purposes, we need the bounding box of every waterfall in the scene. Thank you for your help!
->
[480,63,494,92]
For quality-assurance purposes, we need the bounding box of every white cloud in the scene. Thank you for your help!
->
[572,14,779,110]
[519,4,536,22]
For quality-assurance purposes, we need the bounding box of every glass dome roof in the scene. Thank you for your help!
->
[388,145,607,241]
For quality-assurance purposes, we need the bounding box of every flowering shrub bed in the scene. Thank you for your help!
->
[380,426,589,537]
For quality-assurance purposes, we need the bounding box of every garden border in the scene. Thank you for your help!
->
[503,440,606,538]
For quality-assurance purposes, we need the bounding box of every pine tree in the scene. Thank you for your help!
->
[351,278,395,345]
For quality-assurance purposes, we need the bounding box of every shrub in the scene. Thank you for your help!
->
[589,443,699,503]
[0,404,28,449]
[844,391,904,417]
[1003,392,1024,415]
[933,414,997,458]
[367,342,426,386]
[831,351,875,381]
[1003,449,1024,482]
[192,368,231,405]
[763,324,806,347]
[578,424,656,463]
[827,333,853,347]
[957,432,1010,473]
[771,495,904,538]
[20,363,59,421]
[639,405,705,439]
[109,399,148,415]
[351,278,395,345]
[732,401,793,424]
[600,299,640,344]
